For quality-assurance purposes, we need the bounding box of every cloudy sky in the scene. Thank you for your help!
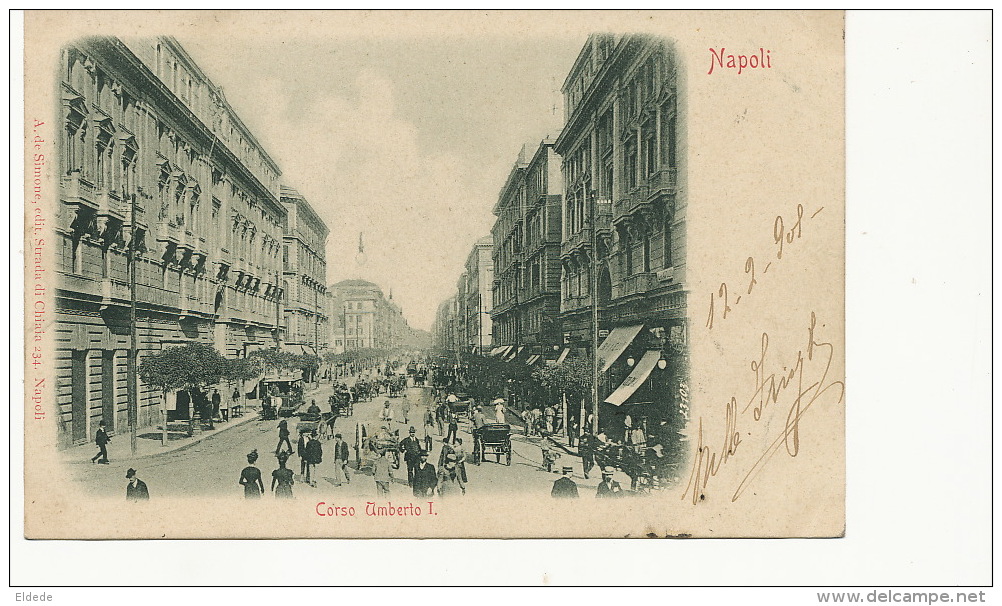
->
[177,35,583,331]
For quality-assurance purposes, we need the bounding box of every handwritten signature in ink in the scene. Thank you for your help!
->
[683,312,845,504]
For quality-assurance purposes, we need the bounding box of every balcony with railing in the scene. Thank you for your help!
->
[646,167,678,200]
[612,272,658,299]
[561,228,589,258]
[60,171,96,206]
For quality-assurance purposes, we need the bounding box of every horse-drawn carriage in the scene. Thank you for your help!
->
[358,422,401,469]
[447,393,474,420]
[260,374,304,419]
[477,423,512,466]
[328,390,353,417]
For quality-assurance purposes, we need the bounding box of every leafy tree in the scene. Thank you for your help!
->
[138,343,230,423]
[532,356,593,404]
[226,357,263,383]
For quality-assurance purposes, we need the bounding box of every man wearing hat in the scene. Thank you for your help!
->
[332,433,350,486]
[91,420,110,464]
[398,426,423,487]
[125,468,149,501]
[304,430,323,487]
[411,450,437,498]
[437,453,465,497]
[551,466,579,499]
[596,467,624,498]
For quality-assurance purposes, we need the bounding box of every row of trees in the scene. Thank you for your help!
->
[138,343,321,412]
[450,350,593,409]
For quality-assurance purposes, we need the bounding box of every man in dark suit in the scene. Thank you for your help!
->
[551,466,579,498]
[332,433,350,486]
[398,426,423,487]
[297,430,309,477]
[91,421,110,464]
[596,467,624,498]
[579,429,597,479]
[304,431,323,487]
[411,451,437,498]
[125,468,149,501]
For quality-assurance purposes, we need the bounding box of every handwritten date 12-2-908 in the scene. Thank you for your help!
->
[705,204,823,329]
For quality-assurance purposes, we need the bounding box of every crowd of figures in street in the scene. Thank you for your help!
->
[106,355,685,502]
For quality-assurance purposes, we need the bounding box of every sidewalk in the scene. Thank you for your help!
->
[60,383,328,465]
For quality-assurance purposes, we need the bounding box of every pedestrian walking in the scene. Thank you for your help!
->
[422,408,436,453]
[373,449,393,496]
[596,467,624,498]
[304,431,323,487]
[275,420,292,456]
[125,468,150,502]
[544,404,556,435]
[297,430,309,477]
[401,395,411,425]
[239,450,265,499]
[436,454,466,497]
[435,402,446,436]
[551,466,579,499]
[438,438,455,469]
[399,426,423,487]
[211,389,222,422]
[471,406,486,465]
[493,398,506,423]
[271,452,295,499]
[579,429,597,479]
[452,437,469,483]
[380,400,394,425]
[220,389,230,422]
[411,451,437,498]
[231,388,242,417]
[332,433,350,486]
[445,409,458,444]
[541,441,559,473]
[91,421,110,464]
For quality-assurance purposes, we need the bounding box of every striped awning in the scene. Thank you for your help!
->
[605,350,660,406]
[526,354,541,366]
[555,347,570,364]
[596,325,645,373]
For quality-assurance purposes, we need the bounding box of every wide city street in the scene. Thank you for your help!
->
[66,377,604,501]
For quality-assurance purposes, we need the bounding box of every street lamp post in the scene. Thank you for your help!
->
[127,193,139,456]
[590,191,600,435]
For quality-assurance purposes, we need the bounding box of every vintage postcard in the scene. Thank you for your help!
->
[22,10,845,539]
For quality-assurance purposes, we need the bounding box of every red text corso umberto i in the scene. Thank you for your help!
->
[316,501,438,517]
[708,48,772,75]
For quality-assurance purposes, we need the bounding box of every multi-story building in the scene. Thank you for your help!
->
[53,36,289,445]
[328,279,414,353]
[554,34,687,435]
[432,296,459,353]
[281,185,328,356]
[490,141,564,359]
[462,236,494,354]
[455,271,469,354]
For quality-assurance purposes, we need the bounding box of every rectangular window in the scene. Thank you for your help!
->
[625,139,638,191]
[663,218,673,267]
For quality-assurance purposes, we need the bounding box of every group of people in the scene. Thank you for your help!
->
[397,426,467,498]
[549,465,625,499]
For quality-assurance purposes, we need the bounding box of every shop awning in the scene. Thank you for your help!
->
[596,324,645,373]
[605,350,661,406]
[495,345,513,358]
[302,345,317,357]
[282,343,306,355]
[506,345,524,361]
[489,346,504,356]
[526,354,540,366]
[555,347,570,365]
